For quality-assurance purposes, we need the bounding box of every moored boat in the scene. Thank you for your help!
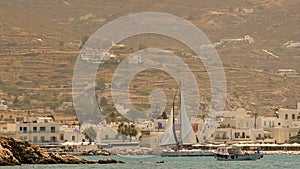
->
[214,146,263,161]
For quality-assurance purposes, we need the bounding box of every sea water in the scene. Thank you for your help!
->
[1,155,299,169]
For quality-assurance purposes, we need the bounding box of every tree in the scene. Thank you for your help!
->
[58,41,64,50]
[79,35,89,49]
[13,96,19,105]
[118,122,138,142]
[83,126,97,144]
[100,97,107,106]
[288,130,300,143]
[161,111,168,119]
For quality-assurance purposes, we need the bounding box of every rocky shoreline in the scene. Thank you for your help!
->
[0,137,123,166]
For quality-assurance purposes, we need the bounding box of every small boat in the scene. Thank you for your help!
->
[160,82,213,157]
[214,146,263,161]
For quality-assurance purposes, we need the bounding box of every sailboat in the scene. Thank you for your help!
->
[160,82,214,157]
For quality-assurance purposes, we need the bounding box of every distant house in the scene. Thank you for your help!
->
[276,69,298,77]
[58,102,73,110]
[128,55,142,64]
[0,100,7,111]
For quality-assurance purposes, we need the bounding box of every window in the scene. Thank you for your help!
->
[33,127,37,133]
[234,132,239,138]
[60,134,64,141]
[285,114,288,120]
[222,133,227,139]
[242,132,245,138]
[51,127,55,133]
[72,136,75,141]
[40,127,46,132]
[40,136,45,142]
[115,135,119,139]
[33,136,38,143]
[23,136,27,140]
[292,114,295,120]
[19,127,22,131]
[269,121,272,127]
[264,121,267,126]
[23,127,27,133]
[50,136,57,142]
[105,135,109,140]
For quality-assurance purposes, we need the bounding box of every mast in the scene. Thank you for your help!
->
[172,88,179,147]
[179,81,183,145]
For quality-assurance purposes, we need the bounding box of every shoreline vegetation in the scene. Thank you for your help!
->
[0,136,123,166]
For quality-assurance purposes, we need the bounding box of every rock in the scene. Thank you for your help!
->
[98,158,124,164]
[0,144,20,166]
[0,136,123,166]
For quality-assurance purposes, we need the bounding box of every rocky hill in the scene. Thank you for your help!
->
[0,0,299,116]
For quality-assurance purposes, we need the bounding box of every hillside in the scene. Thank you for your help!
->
[0,0,299,117]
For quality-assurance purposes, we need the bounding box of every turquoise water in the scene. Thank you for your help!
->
[1,155,299,169]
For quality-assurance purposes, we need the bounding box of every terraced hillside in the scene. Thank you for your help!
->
[0,0,299,117]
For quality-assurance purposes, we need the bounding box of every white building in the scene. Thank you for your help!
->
[277,103,300,128]
[210,108,266,143]
[128,55,142,64]
[60,124,85,143]
[7,117,64,144]
[0,100,7,111]
[140,132,164,149]
[270,103,300,143]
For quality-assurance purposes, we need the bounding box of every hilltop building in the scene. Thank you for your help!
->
[0,100,7,111]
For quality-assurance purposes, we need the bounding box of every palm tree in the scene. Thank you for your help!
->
[118,122,138,142]
[83,126,97,144]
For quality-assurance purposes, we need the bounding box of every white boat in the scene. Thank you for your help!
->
[214,146,263,161]
[160,82,214,157]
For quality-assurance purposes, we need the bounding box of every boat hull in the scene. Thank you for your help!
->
[161,151,214,157]
[214,153,263,161]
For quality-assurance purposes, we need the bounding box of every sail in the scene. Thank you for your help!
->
[160,108,177,146]
[180,85,197,145]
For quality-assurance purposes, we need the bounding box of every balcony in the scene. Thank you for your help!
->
[233,135,251,141]
[19,130,63,134]
[256,136,265,140]
[215,136,230,141]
